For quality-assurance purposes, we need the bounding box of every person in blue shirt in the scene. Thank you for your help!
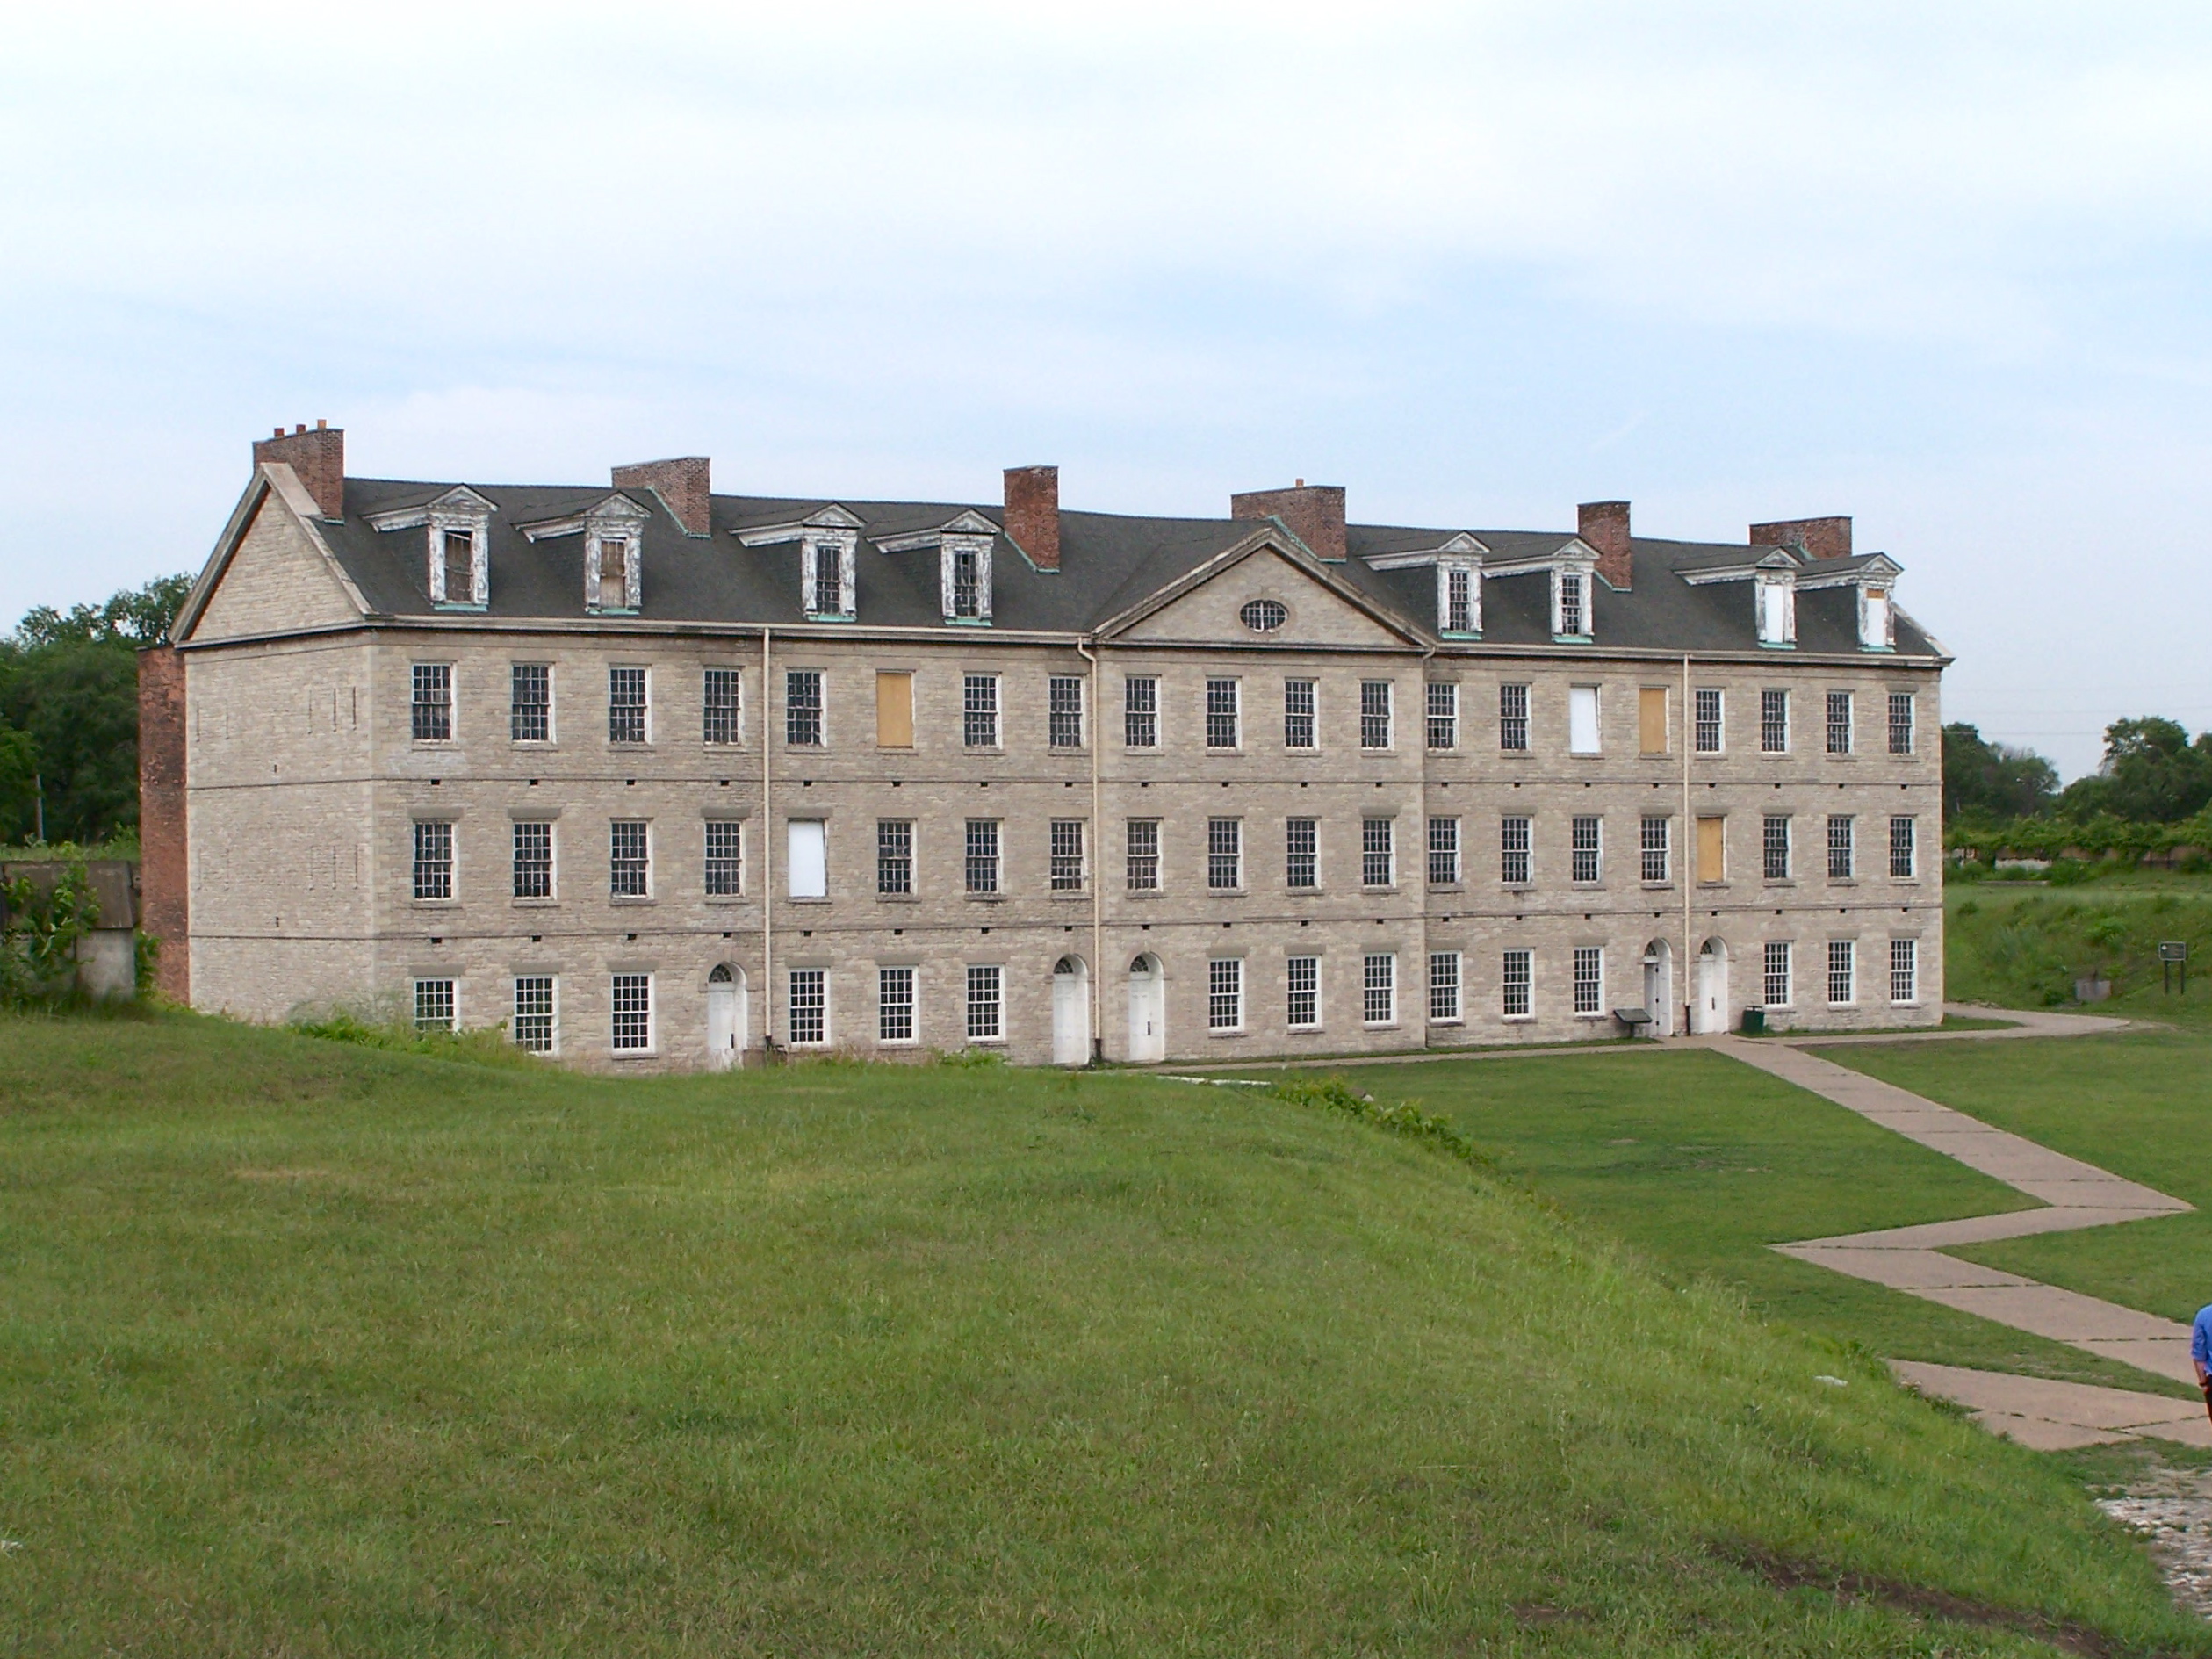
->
[2194,1303,2212,1419]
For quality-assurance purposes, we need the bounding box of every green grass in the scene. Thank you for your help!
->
[1948,881,2212,1023]
[0,1012,2200,1655]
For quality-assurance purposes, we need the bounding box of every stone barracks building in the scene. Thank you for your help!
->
[137,422,1946,1069]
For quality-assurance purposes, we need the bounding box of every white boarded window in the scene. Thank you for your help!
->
[787,819,827,898]
[1567,686,1601,754]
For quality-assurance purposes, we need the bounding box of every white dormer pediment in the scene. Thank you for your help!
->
[1679,547,1800,586]
[1361,530,1491,573]
[1794,552,1901,590]
[366,485,496,535]
[874,509,1000,554]
[734,503,866,548]
[518,492,651,544]
[370,487,495,609]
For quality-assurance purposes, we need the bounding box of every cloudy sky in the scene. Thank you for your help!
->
[4,1,2208,776]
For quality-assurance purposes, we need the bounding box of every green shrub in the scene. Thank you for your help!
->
[287,1007,539,1069]
[1271,1076,1495,1169]
[0,859,97,1005]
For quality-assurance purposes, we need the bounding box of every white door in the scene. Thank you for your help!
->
[1052,956,1090,1066]
[706,963,746,1070]
[1641,943,1673,1038]
[1695,941,1728,1035]
[1128,955,1165,1064]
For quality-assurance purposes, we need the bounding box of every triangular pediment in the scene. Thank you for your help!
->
[874,509,999,553]
[1101,530,1423,648]
[175,472,367,643]
[367,485,495,532]
[735,503,866,546]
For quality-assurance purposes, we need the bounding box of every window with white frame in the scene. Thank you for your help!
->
[590,535,638,614]
[785,669,823,748]
[510,664,550,743]
[787,968,826,1045]
[1502,949,1532,1017]
[1048,675,1084,748]
[1762,814,1791,881]
[1363,953,1396,1025]
[1444,564,1476,634]
[1888,691,1916,756]
[1556,571,1588,638]
[808,537,850,618]
[1640,815,1669,884]
[1125,676,1158,748]
[1890,938,1919,1005]
[1827,940,1857,1006]
[1427,817,1460,885]
[1694,688,1724,754]
[1361,817,1394,887]
[1760,688,1790,754]
[413,820,453,901]
[877,819,912,895]
[703,668,741,745]
[1206,678,1240,749]
[966,964,1003,1041]
[1501,816,1532,885]
[1757,577,1794,646]
[963,674,1000,748]
[1207,817,1242,890]
[609,819,650,898]
[1573,946,1603,1015]
[1286,818,1317,890]
[1571,815,1602,884]
[787,819,827,898]
[1827,690,1854,756]
[1567,685,1601,754]
[1360,680,1393,749]
[705,820,743,897]
[414,977,455,1031]
[611,972,653,1050]
[1050,819,1086,891]
[1890,816,1917,879]
[879,965,915,1043]
[1286,956,1320,1028]
[513,976,555,1053]
[1763,941,1793,1008]
[437,528,477,607]
[412,663,452,742]
[1426,682,1458,751]
[948,543,986,620]
[1208,957,1243,1031]
[1284,679,1316,749]
[1500,683,1531,752]
[965,819,1000,895]
[1828,815,1855,880]
[513,820,553,899]
[1429,951,1461,1022]
[608,666,647,744]
[1126,819,1159,891]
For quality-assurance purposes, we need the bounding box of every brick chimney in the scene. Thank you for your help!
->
[1230,480,1346,562]
[613,456,712,537]
[1578,500,1632,590]
[1003,465,1060,570]
[252,421,343,520]
[1750,515,1852,560]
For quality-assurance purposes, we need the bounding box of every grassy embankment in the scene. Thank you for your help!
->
[1946,872,2212,1023]
[0,1008,2201,1655]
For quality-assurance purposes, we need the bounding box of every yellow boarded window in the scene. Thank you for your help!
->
[1639,687,1668,754]
[1697,816,1726,883]
[876,672,913,748]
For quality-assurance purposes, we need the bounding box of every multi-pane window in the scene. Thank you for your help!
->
[1890,816,1917,879]
[513,820,553,899]
[1208,958,1243,1031]
[1284,680,1316,749]
[951,546,983,618]
[964,819,1000,894]
[963,674,1000,748]
[413,820,453,900]
[1050,819,1086,891]
[703,667,741,745]
[1286,818,1318,889]
[966,964,1003,1041]
[705,821,743,897]
[1501,816,1532,885]
[1890,938,1919,1005]
[609,667,647,744]
[1502,949,1532,1017]
[1762,815,1791,881]
[1639,815,1669,884]
[1445,566,1474,633]
[1888,692,1916,756]
[1828,815,1855,880]
[1286,956,1320,1028]
[609,819,649,898]
[610,972,653,1051]
[1207,817,1243,890]
[1763,941,1793,1008]
[785,668,823,747]
[1124,676,1158,748]
[1827,940,1857,1006]
[1694,688,1723,754]
[1426,682,1458,750]
[811,545,844,617]
[412,663,452,741]
[414,977,455,1032]
[1363,954,1396,1025]
[1571,815,1602,883]
[1359,681,1393,749]
[1500,683,1531,751]
[510,664,550,742]
[879,966,915,1043]
[513,976,554,1054]
[788,969,825,1045]
[1558,573,1586,637]
[1126,819,1160,891]
[1760,689,1790,754]
[1429,951,1461,1022]
[1573,946,1603,1015]
[1427,817,1460,886]
[1827,690,1854,756]
[1206,678,1241,748]
[877,819,913,895]
[442,530,474,602]
[1048,675,1084,748]
[1361,818,1394,886]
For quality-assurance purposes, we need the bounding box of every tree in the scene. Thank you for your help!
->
[12,573,192,649]
[2060,717,2212,823]
[1941,722,2058,820]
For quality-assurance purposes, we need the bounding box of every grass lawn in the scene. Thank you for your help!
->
[1948,878,2212,1024]
[0,1010,2201,1655]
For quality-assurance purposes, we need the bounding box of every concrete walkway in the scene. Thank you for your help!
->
[1890,1360,2212,1452]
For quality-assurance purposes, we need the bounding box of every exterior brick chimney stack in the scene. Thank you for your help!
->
[1749,516,1852,560]
[1004,465,1060,570]
[252,421,344,520]
[613,456,713,537]
[1230,481,1347,562]
[1578,500,1632,590]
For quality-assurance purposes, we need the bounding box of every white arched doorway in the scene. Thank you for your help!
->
[1694,938,1730,1035]
[706,963,748,1070]
[1640,940,1674,1037]
[1052,956,1092,1066]
[1128,954,1165,1063]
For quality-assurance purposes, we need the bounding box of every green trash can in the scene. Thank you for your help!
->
[1740,1007,1767,1035]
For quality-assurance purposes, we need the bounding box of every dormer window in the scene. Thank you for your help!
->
[441,530,475,602]
[1858,584,1892,650]
[802,537,857,621]
[943,536,992,624]
[1755,573,1797,646]
[1552,568,1591,640]
[592,536,637,613]
[364,486,495,609]
[1437,562,1480,637]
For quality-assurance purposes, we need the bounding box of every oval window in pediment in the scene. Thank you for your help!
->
[1240,598,1287,633]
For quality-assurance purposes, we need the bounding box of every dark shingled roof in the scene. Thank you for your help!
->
[312,478,1943,661]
